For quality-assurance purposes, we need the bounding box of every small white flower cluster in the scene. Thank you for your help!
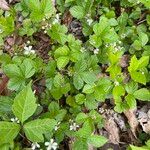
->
[85,14,93,26]
[11,117,20,123]
[31,142,40,150]
[141,72,144,75]
[42,23,51,34]
[108,42,123,53]
[121,34,126,39]
[45,139,58,150]
[69,120,79,131]
[52,14,60,25]
[93,48,99,54]
[54,122,61,131]
[42,13,52,34]
[0,28,3,34]
[80,47,86,53]
[114,81,119,86]
[24,41,35,55]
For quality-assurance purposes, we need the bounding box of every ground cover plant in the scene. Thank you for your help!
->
[0,0,150,149]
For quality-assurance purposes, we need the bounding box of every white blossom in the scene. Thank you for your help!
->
[31,142,40,150]
[11,117,20,123]
[42,18,46,21]
[0,29,3,33]
[52,14,60,24]
[94,48,99,54]
[24,46,35,55]
[44,30,47,34]
[142,72,144,75]
[27,40,30,44]
[45,139,58,150]
[70,122,79,131]
[87,19,93,26]
[114,81,119,86]
[54,122,61,131]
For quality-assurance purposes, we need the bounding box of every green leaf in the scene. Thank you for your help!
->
[70,6,85,19]
[137,56,149,69]
[130,145,148,150]
[81,72,97,84]
[89,35,102,48]
[75,94,86,105]
[24,119,56,142]
[93,17,109,35]
[75,113,88,124]
[125,94,136,108]
[128,55,139,72]
[0,96,13,115]
[21,59,35,78]
[0,122,20,144]
[87,135,108,148]
[82,84,95,94]
[76,120,93,138]
[139,32,149,46]
[113,85,125,99]
[57,56,69,70]
[125,81,138,94]
[134,88,150,101]
[3,64,23,78]
[73,74,84,90]
[73,139,88,150]
[48,24,68,44]
[12,83,37,123]
[54,46,70,58]
[53,73,64,88]
[130,71,146,85]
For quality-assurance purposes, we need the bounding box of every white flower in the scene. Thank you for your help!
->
[70,122,79,131]
[0,29,3,33]
[114,81,119,86]
[141,72,144,75]
[52,14,60,24]
[52,19,59,24]
[45,139,58,150]
[54,122,61,131]
[87,19,93,26]
[27,40,30,44]
[42,26,46,29]
[42,18,46,21]
[31,142,40,150]
[44,30,47,34]
[11,117,20,123]
[94,48,99,54]
[24,46,35,55]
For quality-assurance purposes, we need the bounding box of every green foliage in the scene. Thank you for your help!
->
[12,83,37,123]
[0,0,150,149]
[0,122,20,144]
[24,119,56,142]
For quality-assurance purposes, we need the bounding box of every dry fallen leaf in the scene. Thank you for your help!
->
[137,107,150,134]
[124,109,139,137]
[104,117,120,144]
[0,0,10,11]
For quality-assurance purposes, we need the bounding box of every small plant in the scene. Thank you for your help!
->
[0,0,150,149]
